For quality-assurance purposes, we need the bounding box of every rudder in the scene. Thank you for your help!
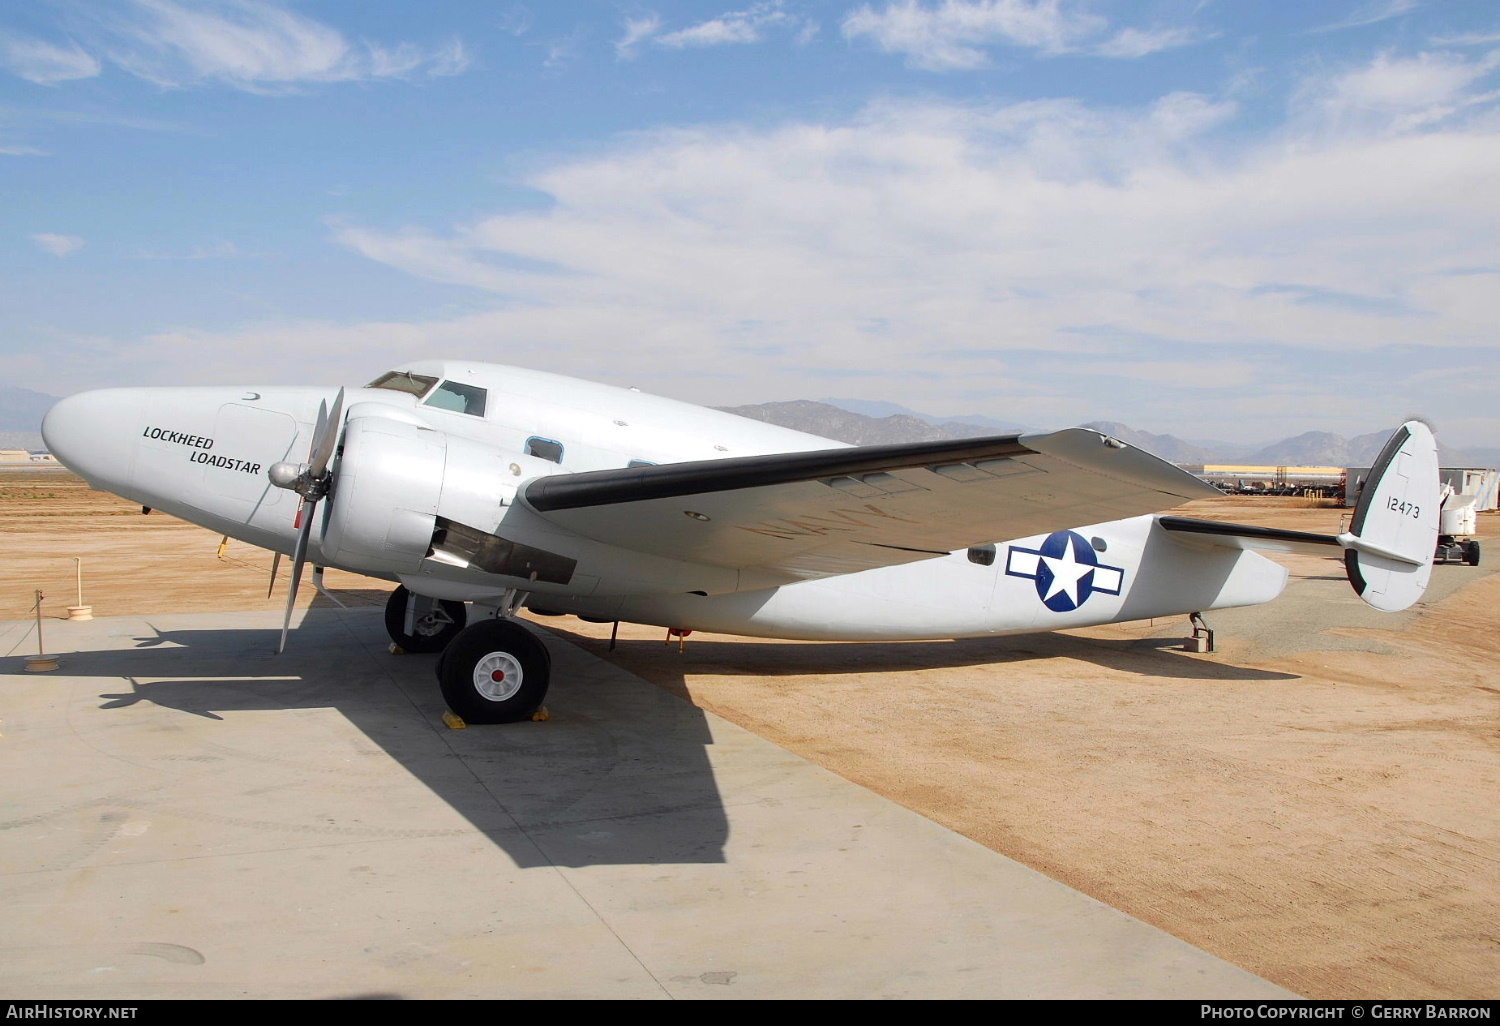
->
[1342,421,1439,612]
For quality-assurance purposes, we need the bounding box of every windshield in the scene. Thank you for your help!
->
[367,370,438,397]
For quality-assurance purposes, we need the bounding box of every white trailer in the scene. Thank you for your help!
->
[1347,466,1498,512]
[1348,466,1494,566]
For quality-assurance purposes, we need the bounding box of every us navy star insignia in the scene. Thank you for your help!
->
[1005,530,1125,612]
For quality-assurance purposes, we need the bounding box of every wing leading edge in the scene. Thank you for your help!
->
[523,428,1222,582]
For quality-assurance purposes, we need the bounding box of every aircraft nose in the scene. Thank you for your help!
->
[41,389,143,490]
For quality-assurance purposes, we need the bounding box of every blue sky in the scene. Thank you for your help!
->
[2,0,1497,445]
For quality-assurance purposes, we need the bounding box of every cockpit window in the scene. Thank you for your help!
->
[423,380,488,417]
[366,371,439,396]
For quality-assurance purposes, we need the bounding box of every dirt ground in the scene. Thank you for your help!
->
[3,470,1497,999]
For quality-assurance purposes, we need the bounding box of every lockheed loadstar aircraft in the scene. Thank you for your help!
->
[42,361,1440,723]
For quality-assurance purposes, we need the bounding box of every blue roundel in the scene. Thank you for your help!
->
[1005,530,1125,613]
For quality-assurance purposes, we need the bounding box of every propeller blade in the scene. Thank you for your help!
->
[276,498,317,654]
[267,551,281,600]
[308,387,345,479]
[274,386,345,653]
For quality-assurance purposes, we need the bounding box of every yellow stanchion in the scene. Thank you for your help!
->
[66,557,92,621]
[24,589,59,673]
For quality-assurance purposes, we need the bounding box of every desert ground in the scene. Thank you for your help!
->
[3,469,1496,999]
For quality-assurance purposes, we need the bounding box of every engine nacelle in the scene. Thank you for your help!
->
[320,412,750,600]
[320,415,447,574]
[319,413,575,580]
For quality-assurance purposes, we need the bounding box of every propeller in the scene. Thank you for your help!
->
[266,388,345,653]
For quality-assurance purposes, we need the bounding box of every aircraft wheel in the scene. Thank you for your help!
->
[1463,540,1481,567]
[437,619,551,724]
[385,586,467,653]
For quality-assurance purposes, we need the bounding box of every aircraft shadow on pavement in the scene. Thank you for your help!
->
[550,623,1302,688]
[66,609,730,869]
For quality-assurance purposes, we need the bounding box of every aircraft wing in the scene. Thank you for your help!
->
[523,429,1222,581]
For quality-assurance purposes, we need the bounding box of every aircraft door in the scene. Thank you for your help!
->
[206,403,298,524]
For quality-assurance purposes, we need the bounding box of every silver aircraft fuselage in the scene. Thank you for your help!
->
[43,360,1287,641]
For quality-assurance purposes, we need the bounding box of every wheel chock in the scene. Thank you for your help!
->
[531,706,550,722]
[388,642,406,656]
[442,710,467,730]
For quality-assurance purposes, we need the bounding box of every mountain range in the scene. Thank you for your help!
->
[0,386,61,450]
[724,399,1492,468]
[2,386,1492,468]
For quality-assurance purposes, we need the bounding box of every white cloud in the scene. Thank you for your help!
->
[1039,358,1259,389]
[658,21,759,48]
[1429,31,1500,47]
[619,3,805,55]
[1312,0,1423,34]
[1092,25,1200,59]
[134,240,243,260]
[841,0,1108,69]
[2,0,472,91]
[1299,48,1500,132]
[363,42,425,79]
[544,30,586,69]
[615,15,663,59]
[44,47,1496,442]
[327,220,520,293]
[101,0,363,88]
[657,2,795,49]
[297,67,1497,438]
[498,6,533,37]
[0,31,102,84]
[1148,91,1238,138]
[30,233,85,257]
[427,38,473,77]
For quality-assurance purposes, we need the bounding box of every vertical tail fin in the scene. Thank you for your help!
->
[1340,421,1439,612]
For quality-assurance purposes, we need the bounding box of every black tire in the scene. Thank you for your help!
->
[384,586,467,653]
[437,619,551,724]
[1463,540,1481,567]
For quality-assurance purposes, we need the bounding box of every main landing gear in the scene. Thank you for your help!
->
[435,618,551,724]
[381,588,551,724]
[384,585,467,653]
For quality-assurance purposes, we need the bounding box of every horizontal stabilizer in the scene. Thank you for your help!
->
[1158,517,1346,557]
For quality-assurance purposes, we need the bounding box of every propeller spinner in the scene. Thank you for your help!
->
[266,387,345,653]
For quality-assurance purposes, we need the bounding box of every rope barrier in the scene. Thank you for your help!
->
[0,591,43,658]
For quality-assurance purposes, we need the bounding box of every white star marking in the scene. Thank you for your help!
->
[1040,534,1095,606]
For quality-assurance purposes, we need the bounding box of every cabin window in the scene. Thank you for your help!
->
[367,371,438,397]
[967,544,996,566]
[527,437,564,464]
[423,380,488,417]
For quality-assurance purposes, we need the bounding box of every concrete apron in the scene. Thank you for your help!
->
[0,608,1293,1000]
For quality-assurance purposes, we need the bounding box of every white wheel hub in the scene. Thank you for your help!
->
[473,651,523,702]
